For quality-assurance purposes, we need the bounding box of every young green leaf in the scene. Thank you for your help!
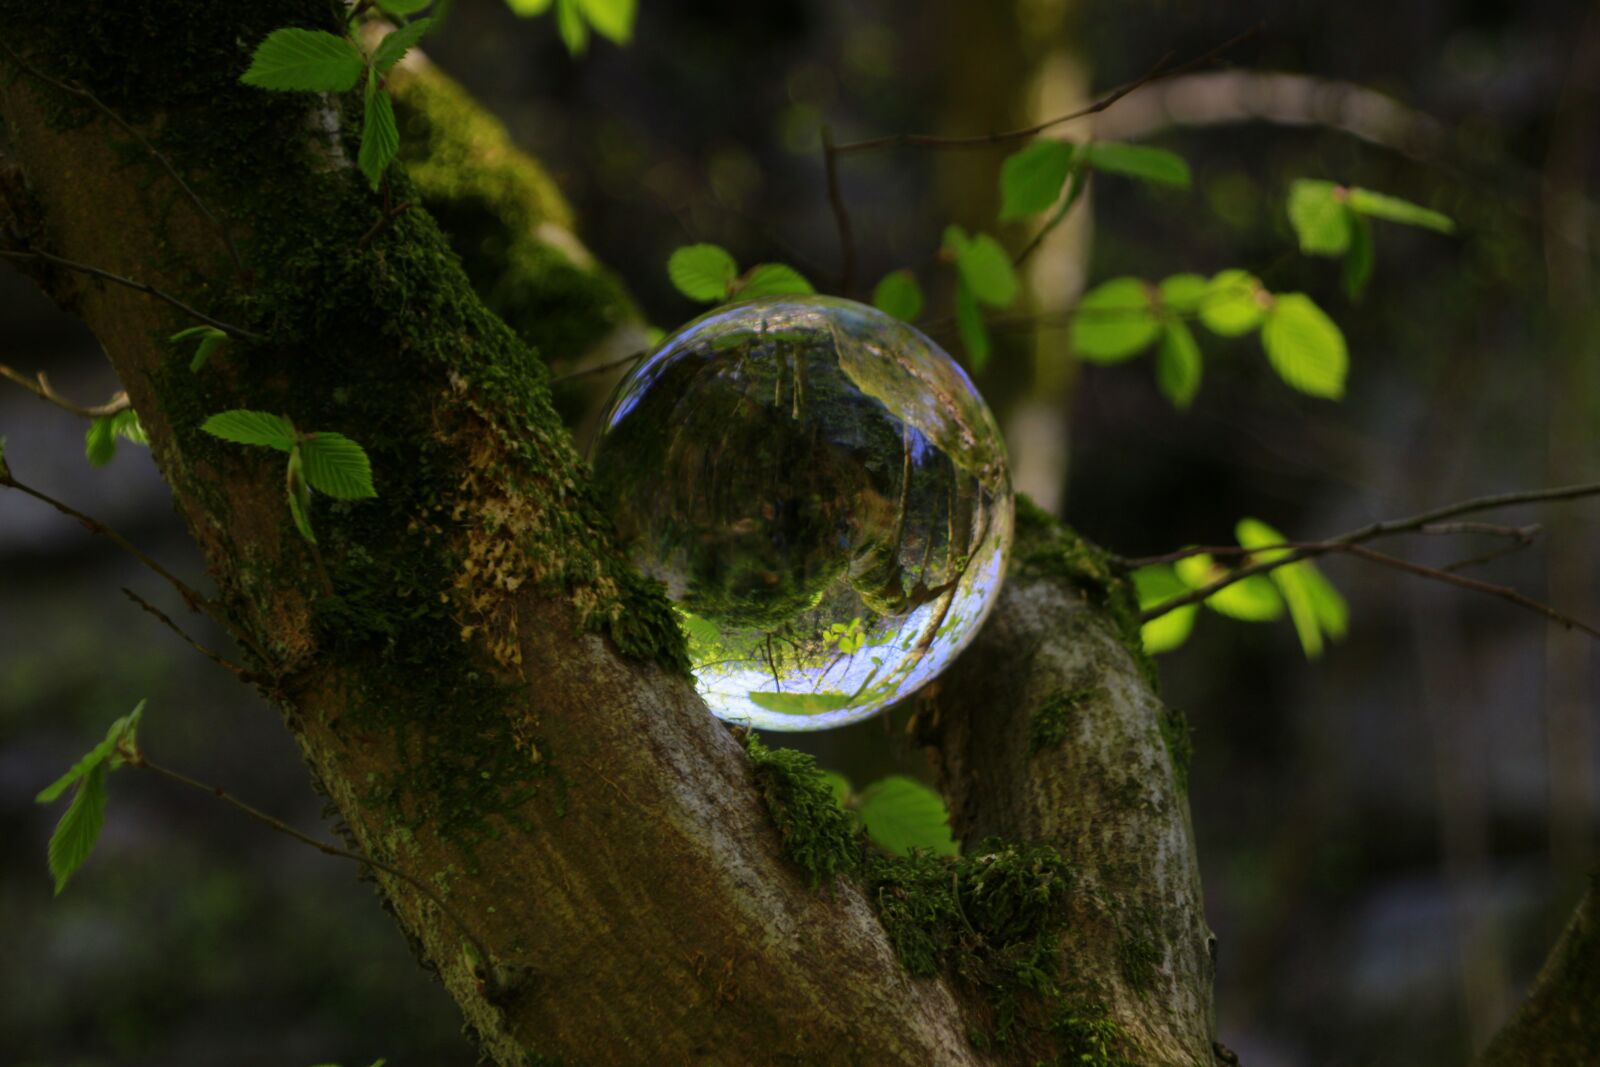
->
[871,269,924,321]
[45,762,107,895]
[1081,141,1191,189]
[1173,554,1284,621]
[943,226,1019,308]
[578,0,637,44]
[555,0,589,54]
[286,446,317,543]
[1071,277,1160,363]
[85,415,117,467]
[953,279,991,370]
[241,28,366,92]
[1261,293,1347,399]
[299,432,378,500]
[746,691,860,715]
[998,139,1074,221]
[1157,273,1208,315]
[359,77,400,190]
[202,410,297,451]
[857,776,958,857]
[506,0,555,13]
[1197,269,1266,337]
[111,409,146,446]
[1287,179,1351,256]
[1344,212,1375,300]
[372,17,435,73]
[377,0,434,14]
[734,263,815,299]
[1155,319,1202,408]
[1236,518,1346,658]
[35,701,146,806]
[1347,188,1454,233]
[1133,565,1198,654]
[819,771,853,810]
[190,329,229,372]
[667,244,739,302]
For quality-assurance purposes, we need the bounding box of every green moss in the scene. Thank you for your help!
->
[1013,496,1156,690]
[866,842,1074,1047]
[743,733,862,885]
[1050,1002,1133,1067]
[1117,920,1160,994]
[1158,704,1193,793]
[1030,685,1099,755]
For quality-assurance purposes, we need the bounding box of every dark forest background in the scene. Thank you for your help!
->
[4,1,1598,1064]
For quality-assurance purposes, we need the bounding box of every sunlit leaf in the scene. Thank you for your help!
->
[943,226,1019,309]
[668,244,738,302]
[1158,273,1208,315]
[1261,293,1347,399]
[1133,565,1198,654]
[998,139,1074,220]
[1287,179,1350,256]
[578,0,637,44]
[1344,212,1374,300]
[871,270,924,321]
[1347,188,1454,233]
[734,262,815,299]
[1072,277,1159,363]
[1196,269,1265,337]
[858,776,958,857]
[1155,320,1202,408]
[1174,554,1284,621]
[953,278,990,370]
[1081,141,1191,188]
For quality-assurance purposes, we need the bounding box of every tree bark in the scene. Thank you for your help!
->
[1,3,1214,1063]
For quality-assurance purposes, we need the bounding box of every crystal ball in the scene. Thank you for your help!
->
[591,295,1013,730]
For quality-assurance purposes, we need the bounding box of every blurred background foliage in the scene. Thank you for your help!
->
[4,0,1599,1064]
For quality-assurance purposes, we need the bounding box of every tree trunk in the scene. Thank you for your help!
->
[0,3,1218,1062]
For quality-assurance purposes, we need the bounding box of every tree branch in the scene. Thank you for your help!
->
[0,361,130,417]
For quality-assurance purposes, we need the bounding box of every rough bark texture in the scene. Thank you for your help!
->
[1477,872,1600,1067]
[0,3,1218,1063]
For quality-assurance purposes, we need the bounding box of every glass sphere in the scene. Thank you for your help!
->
[591,295,1013,730]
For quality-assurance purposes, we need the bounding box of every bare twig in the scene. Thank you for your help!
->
[356,200,413,251]
[121,587,255,682]
[0,40,245,275]
[830,26,1260,156]
[820,126,857,297]
[0,362,129,418]
[130,753,501,993]
[550,349,647,384]
[0,249,262,340]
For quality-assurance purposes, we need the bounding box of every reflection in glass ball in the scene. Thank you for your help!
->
[592,295,1013,731]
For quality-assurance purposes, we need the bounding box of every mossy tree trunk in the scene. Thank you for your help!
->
[3,3,1223,1064]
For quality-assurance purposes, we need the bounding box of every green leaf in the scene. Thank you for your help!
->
[240,28,366,92]
[359,79,400,190]
[202,410,297,451]
[857,776,958,857]
[1071,277,1159,363]
[376,0,433,13]
[298,432,377,500]
[506,0,555,13]
[578,0,636,44]
[943,226,1019,309]
[555,0,589,54]
[46,762,107,895]
[1196,269,1266,337]
[678,611,721,648]
[1287,179,1350,256]
[1343,212,1374,300]
[1236,518,1346,659]
[667,244,738,302]
[819,771,853,809]
[1157,273,1208,315]
[1173,554,1284,621]
[85,415,117,467]
[998,139,1074,221]
[734,262,815,299]
[35,701,146,805]
[371,17,434,73]
[953,279,990,370]
[1133,565,1197,654]
[1261,293,1347,399]
[746,691,859,715]
[871,269,924,321]
[1081,141,1191,188]
[111,409,146,446]
[1347,188,1454,233]
[1155,320,1202,408]
[190,329,228,372]
[286,447,317,543]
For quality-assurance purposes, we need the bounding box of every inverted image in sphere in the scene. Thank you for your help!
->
[592,295,1013,730]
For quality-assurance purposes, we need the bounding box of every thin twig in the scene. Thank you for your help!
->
[820,125,857,297]
[550,350,647,384]
[0,249,262,339]
[121,587,256,682]
[830,26,1260,156]
[1133,481,1600,632]
[131,754,500,992]
[0,40,245,275]
[356,201,413,251]
[0,362,129,418]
